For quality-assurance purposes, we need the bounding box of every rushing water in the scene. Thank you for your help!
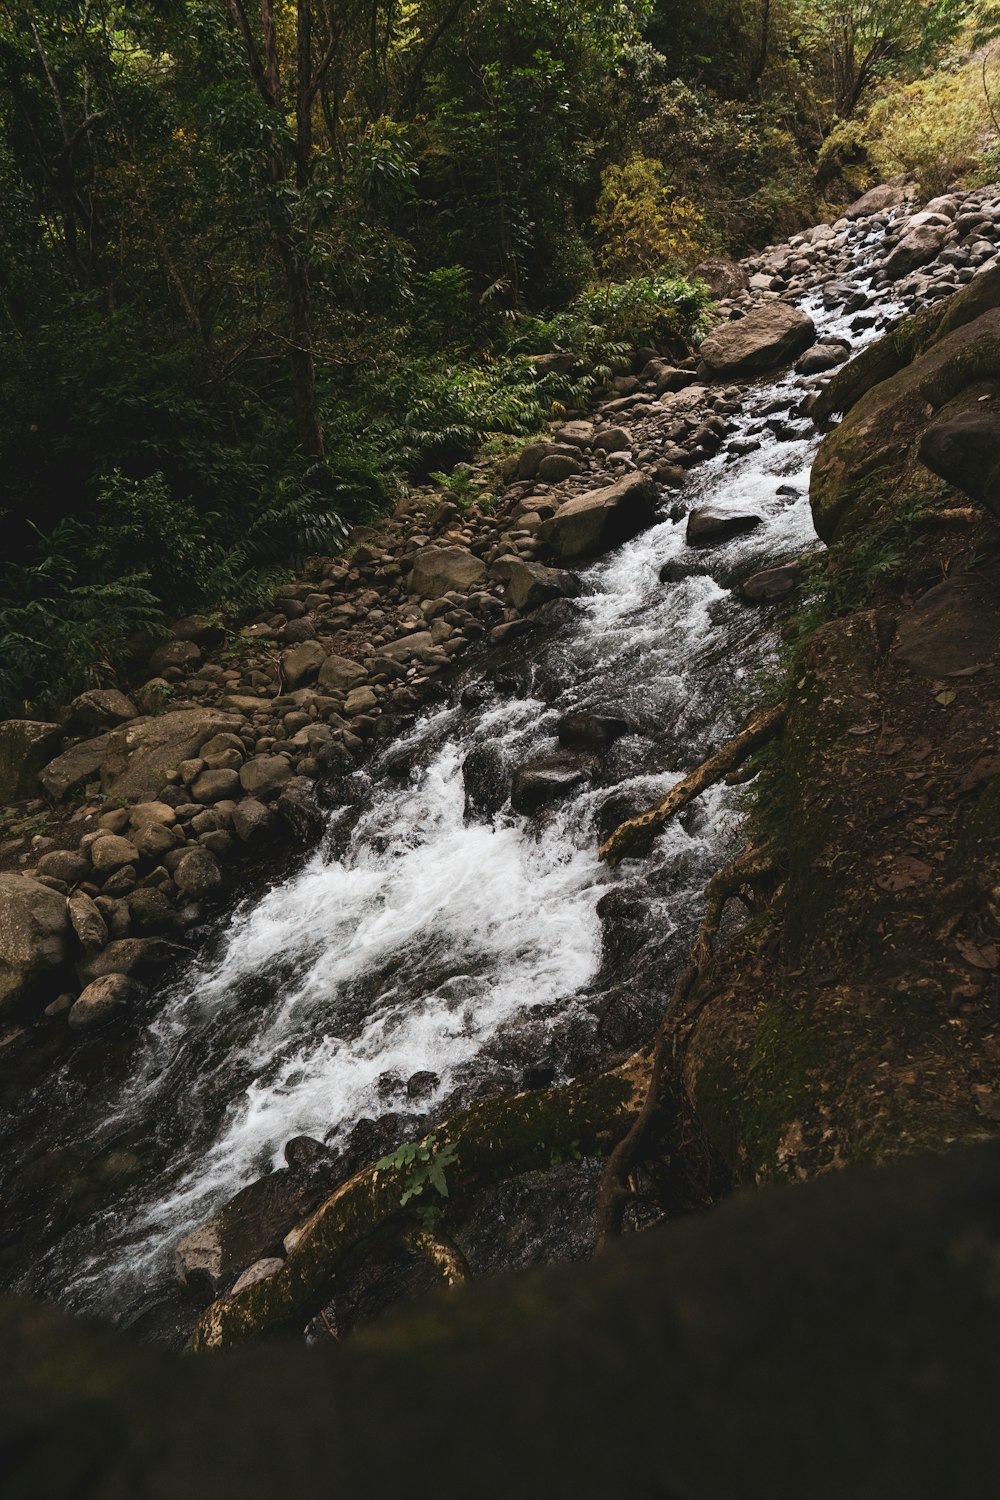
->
[0,226,903,1338]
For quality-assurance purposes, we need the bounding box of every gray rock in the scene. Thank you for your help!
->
[537,472,658,561]
[102,710,244,802]
[281,640,326,688]
[409,546,487,599]
[0,874,70,1013]
[739,562,806,602]
[344,686,378,716]
[918,391,1000,517]
[698,303,816,378]
[378,631,435,662]
[174,848,223,898]
[694,256,749,297]
[128,801,177,830]
[884,226,949,280]
[592,426,631,455]
[67,894,109,954]
[68,972,143,1031]
[0,720,62,801]
[492,558,581,611]
[148,638,201,675]
[39,733,112,802]
[77,937,184,984]
[239,755,293,798]
[537,453,582,482]
[36,850,90,886]
[317,654,367,693]
[190,768,241,804]
[89,836,139,873]
[65,689,137,734]
[687,508,764,545]
[844,184,905,220]
[232,799,275,846]
[174,1170,318,1295]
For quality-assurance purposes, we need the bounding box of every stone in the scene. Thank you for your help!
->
[739,563,805,602]
[174,1169,318,1295]
[230,1258,285,1296]
[406,1070,440,1100]
[344,687,378,716]
[537,472,658,561]
[89,836,139,872]
[148,638,201,675]
[0,875,70,1012]
[36,850,90,886]
[694,256,750,297]
[796,344,849,376]
[698,304,816,378]
[592,427,631,455]
[537,453,582,482]
[844,184,905,219]
[133,823,176,860]
[492,558,581,612]
[128,802,177,830]
[77,937,183,984]
[232,799,275,846]
[127,887,176,934]
[171,613,226,648]
[102,710,243,802]
[67,894,108,954]
[377,632,434,662]
[239,754,293,799]
[174,848,224,898]
[68,972,143,1031]
[0,720,62,801]
[687,508,763,545]
[38,733,112,802]
[281,640,326,688]
[883,226,949,281]
[918,387,1000,516]
[556,421,595,449]
[463,744,510,818]
[317,654,367,693]
[557,713,630,752]
[190,768,241,804]
[893,575,1000,678]
[409,546,487,599]
[511,754,595,815]
[65,689,137,734]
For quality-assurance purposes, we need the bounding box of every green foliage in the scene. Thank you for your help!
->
[593,155,710,275]
[374,1135,460,1207]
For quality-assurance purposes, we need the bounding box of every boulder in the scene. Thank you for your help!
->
[281,640,326,688]
[687,508,763,545]
[171,613,226,649]
[796,344,850,376]
[557,713,630,752]
[537,473,658,561]
[0,875,70,1013]
[694,256,750,297]
[511,754,595,815]
[232,798,275,846]
[68,893,109,954]
[844,184,905,220]
[317,655,367,693]
[174,848,223,898]
[918,386,1000,516]
[409,546,487,599]
[89,836,139,873]
[39,733,112,802]
[492,558,581,611]
[68,973,143,1032]
[698,304,816,378]
[537,453,582,482]
[102,710,244,802]
[36,850,90,885]
[893,575,1000,678]
[239,755,293,798]
[65,690,137,734]
[739,563,806,602]
[174,1169,319,1295]
[128,802,177,830]
[378,631,435,663]
[344,686,378,716]
[463,744,510,818]
[883,226,949,280]
[77,937,184,984]
[592,427,631,455]
[0,720,62,802]
[230,1258,285,1296]
[190,768,241,804]
[148,638,201,675]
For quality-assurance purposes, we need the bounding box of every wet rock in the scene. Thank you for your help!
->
[239,755,293,798]
[796,343,849,376]
[698,303,816,378]
[318,654,367,693]
[281,640,326,688]
[275,781,325,842]
[918,387,1000,516]
[175,1169,319,1295]
[537,472,657,561]
[0,874,70,1012]
[463,744,510,817]
[68,972,143,1032]
[284,1135,341,1189]
[102,710,243,802]
[410,546,487,599]
[67,893,108,954]
[687,508,763,545]
[884,225,950,280]
[739,562,806,602]
[65,689,137,734]
[77,937,185,984]
[407,1070,440,1100]
[230,1258,285,1296]
[510,754,595,815]
[174,848,223,899]
[557,713,630,752]
[492,558,581,611]
[0,720,63,802]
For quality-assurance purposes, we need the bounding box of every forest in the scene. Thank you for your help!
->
[2,0,997,715]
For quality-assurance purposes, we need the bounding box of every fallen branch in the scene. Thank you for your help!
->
[192,1054,651,1353]
[594,845,780,1250]
[598,704,786,868]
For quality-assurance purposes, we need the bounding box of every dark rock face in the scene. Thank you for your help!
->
[510,754,595,815]
[893,574,1000,678]
[557,713,630,752]
[919,388,1000,516]
[0,719,62,801]
[174,1169,320,1295]
[686,507,763,545]
[462,743,510,818]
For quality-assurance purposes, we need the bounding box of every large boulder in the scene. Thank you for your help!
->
[65,689,137,735]
[698,304,816,378]
[0,720,62,802]
[694,256,749,298]
[101,710,243,802]
[687,508,763,545]
[537,473,657,561]
[317,654,367,693]
[893,575,1000,678]
[491,558,581,611]
[883,225,949,280]
[39,734,112,801]
[0,874,70,1013]
[918,384,1000,517]
[409,546,487,599]
[844,183,905,220]
[510,754,595,815]
[68,973,144,1032]
[174,1170,319,1296]
[280,641,326,688]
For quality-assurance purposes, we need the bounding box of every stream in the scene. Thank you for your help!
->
[0,224,902,1343]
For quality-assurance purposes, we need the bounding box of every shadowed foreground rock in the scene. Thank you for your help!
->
[4,1141,1000,1499]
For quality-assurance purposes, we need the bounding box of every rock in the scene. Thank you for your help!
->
[410,546,487,599]
[39,733,112,802]
[65,690,137,734]
[845,184,905,219]
[492,558,581,611]
[511,754,595,815]
[102,710,243,802]
[918,388,1000,516]
[148,638,201,675]
[694,256,750,297]
[0,720,62,801]
[190,768,241,804]
[172,613,226,649]
[344,686,378,716]
[0,875,70,1012]
[406,1070,440,1100]
[379,631,435,662]
[884,226,949,280]
[893,575,1000,678]
[232,799,275,846]
[67,894,108,954]
[230,1258,285,1296]
[537,472,658,561]
[174,848,223,898]
[237,754,291,799]
[463,744,510,817]
[556,421,594,449]
[68,973,143,1031]
[686,508,763,545]
[739,562,806,602]
[128,802,177,830]
[281,640,326,688]
[127,888,176,935]
[698,304,816,378]
[557,713,630,752]
[133,823,176,860]
[796,344,849,376]
[77,936,184,984]
[36,850,90,886]
[592,427,631,455]
[537,453,582,482]
[89,836,139,873]
[317,654,367,693]
[174,1170,318,1295]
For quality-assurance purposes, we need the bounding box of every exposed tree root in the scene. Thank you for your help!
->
[400,1225,471,1288]
[598,704,786,867]
[191,1053,651,1353]
[594,845,781,1251]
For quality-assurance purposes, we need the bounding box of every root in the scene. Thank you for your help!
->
[191,1053,651,1353]
[599,704,785,867]
[594,845,780,1251]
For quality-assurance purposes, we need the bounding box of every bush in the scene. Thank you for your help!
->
[592,156,710,276]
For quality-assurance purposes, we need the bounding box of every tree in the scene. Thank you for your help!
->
[799,0,973,116]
